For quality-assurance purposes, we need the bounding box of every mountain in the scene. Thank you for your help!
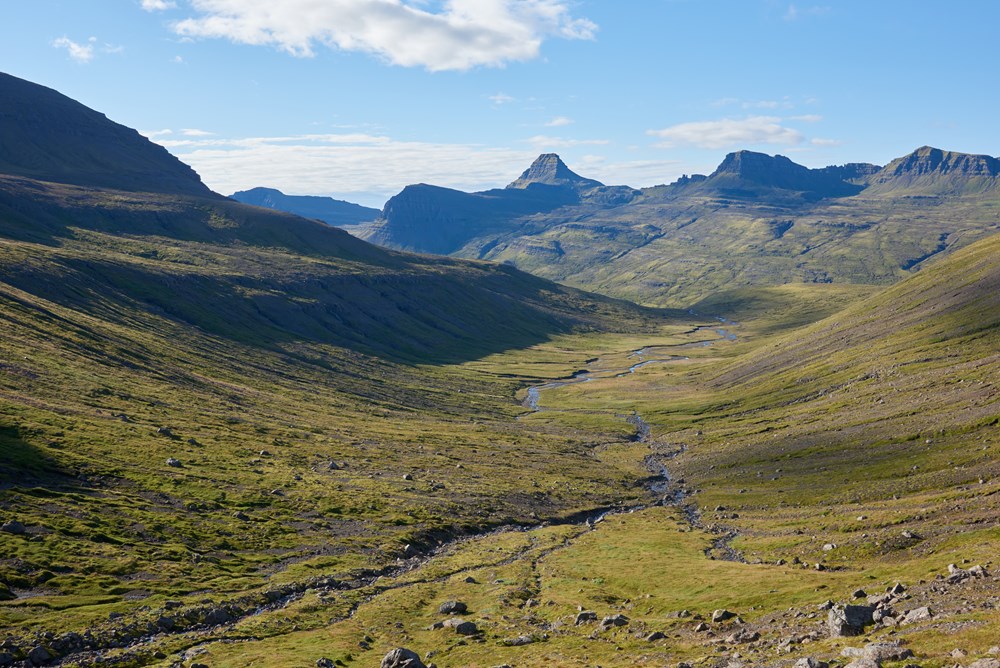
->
[0,73,673,663]
[360,155,639,255]
[358,146,1000,308]
[0,72,214,197]
[229,186,380,227]
[690,149,865,200]
[865,145,1000,195]
[506,152,604,190]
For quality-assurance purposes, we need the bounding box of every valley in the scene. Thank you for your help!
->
[1,69,999,668]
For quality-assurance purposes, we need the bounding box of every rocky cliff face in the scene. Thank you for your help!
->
[700,150,863,199]
[865,146,1000,195]
[507,153,604,190]
[0,72,215,197]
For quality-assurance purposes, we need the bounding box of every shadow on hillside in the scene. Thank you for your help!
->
[0,425,72,490]
[36,256,658,366]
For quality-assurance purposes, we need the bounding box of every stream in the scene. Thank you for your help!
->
[46,318,745,666]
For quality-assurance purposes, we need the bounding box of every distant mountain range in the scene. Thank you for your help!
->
[230,187,380,227]
[345,147,1000,307]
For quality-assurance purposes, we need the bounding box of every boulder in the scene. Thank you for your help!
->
[794,659,829,668]
[452,620,478,636]
[842,641,914,663]
[381,648,427,668]
[726,628,760,644]
[646,631,666,641]
[166,458,182,468]
[968,660,1000,668]
[27,646,52,666]
[574,610,597,625]
[901,606,932,624]
[316,659,335,668]
[438,600,467,615]
[712,609,737,622]
[0,520,25,535]
[503,635,535,646]
[600,614,629,628]
[827,604,874,637]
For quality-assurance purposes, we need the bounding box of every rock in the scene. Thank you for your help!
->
[842,641,914,663]
[27,646,52,666]
[794,659,829,668]
[463,576,477,583]
[969,564,990,578]
[452,620,478,636]
[694,622,710,632]
[574,610,598,625]
[646,631,666,641]
[503,634,535,646]
[889,583,906,595]
[852,589,867,599]
[843,659,880,668]
[901,530,919,539]
[901,606,932,624]
[823,543,837,551]
[712,609,737,623]
[316,659,335,668]
[327,461,340,470]
[952,649,968,659]
[988,646,1000,655]
[674,609,692,618]
[202,607,232,626]
[726,628,760,643]
[818,600,834,610]
[402,473,413,481]
[438,600,467,615]
[827,604,874,637]
[233,511,250,521]
[166,457,182,468]
[156,426,174,437]
[381,648,427,668]
[0,584,15,601]
[0,653,14,667]
[968,660,1000,668]
[0,520,25,535]
[600,614,629,628]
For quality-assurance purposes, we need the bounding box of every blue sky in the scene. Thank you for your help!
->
[3,1,998,207]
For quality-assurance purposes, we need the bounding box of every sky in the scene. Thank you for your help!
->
[3,1,999,208]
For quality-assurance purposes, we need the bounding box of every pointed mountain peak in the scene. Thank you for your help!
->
[507,153,603,190]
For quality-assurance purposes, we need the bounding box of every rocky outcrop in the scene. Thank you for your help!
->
[507,153,603,190]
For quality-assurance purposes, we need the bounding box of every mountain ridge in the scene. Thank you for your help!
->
[230,186,380,227]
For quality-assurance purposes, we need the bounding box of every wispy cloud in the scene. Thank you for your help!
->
[524,135,610,148]
[141,0,177,10]
[180,128,214,137]
[784,4,831,21]
[52,36,124,63]
[488,93,516,105]
[544,116,574,127]
[52,36,96,63]
[648,116,804,149]
[790,114,823,123]
[172,0,598,71]
[141,129,174,139]
[810,137,841,146]
[159,133,541,203]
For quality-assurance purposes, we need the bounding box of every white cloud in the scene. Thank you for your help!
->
[647,116,804,149]
[544,116,574,127]
[810,138,841,146]
[790,114,823,122]
[142,0,177,10]
[171,0,597,71]
[181,128,215,137]
[160,133,542,204]
[524,135,609,148]
[488,92,515,105]
[784,4,831,21]
[173,55,186,64]
[141,129,174,138]
[52,36,96,63]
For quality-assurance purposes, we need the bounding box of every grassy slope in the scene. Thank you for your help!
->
[474,188,1000,308]
[0,176,675,656]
